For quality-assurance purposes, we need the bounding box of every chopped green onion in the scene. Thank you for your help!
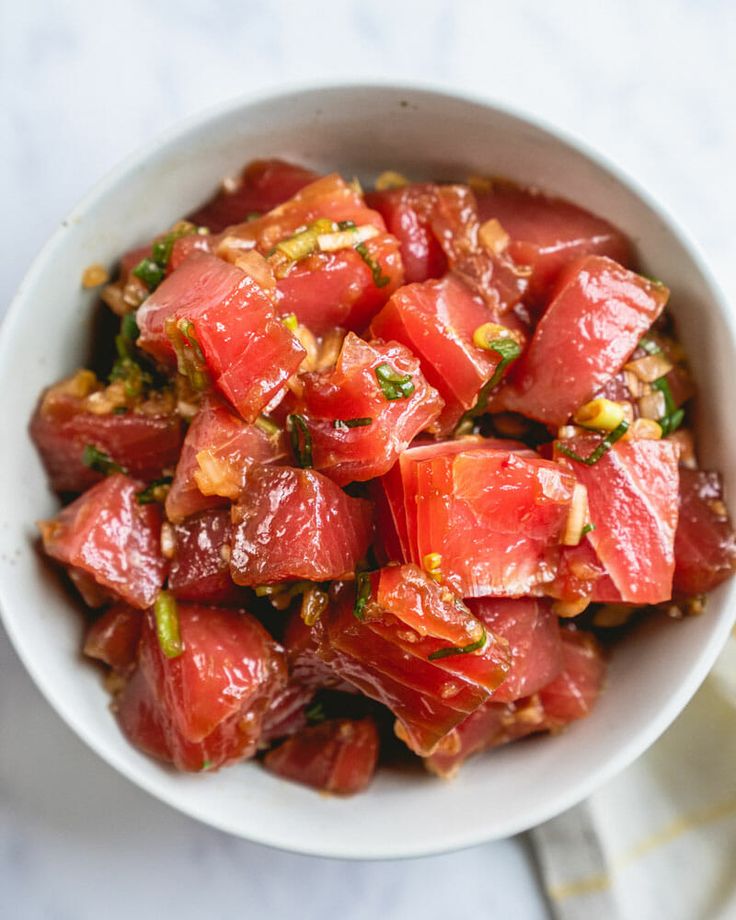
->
[428,625,487,661]
[651,376,684,435]
[201,759,214,771]
[306,701,326,724]
[375,363,415,400]
[132,224,199,292]
[282,313,298,331]
[333,417,373,430]
[456,338,523,432]
[276,228,319,261]
[132,258,165,290]
[82,444,125,475]
[658,407,685,436]
[581,522,596,536]
[651,376,675,414]
[254,415,281,437]
[121,312,140,343]
[337,221,357,231]
[556,420,629,466]
[153,591,183,659]
[109,356,151,398]
[353,571,372,621]
[166,317,209,391]
[136,476,173,505]
[109,313,150,397]
[355,242,390,287]
[288,414,313,468]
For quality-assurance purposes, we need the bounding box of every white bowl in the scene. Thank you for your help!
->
[1,83,735,859]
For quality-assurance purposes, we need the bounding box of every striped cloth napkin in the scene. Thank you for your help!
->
[530,635,736,920]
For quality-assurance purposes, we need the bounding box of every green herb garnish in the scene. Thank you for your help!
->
[455,338,523,433]
[333,417,373,430]
[428,625,487,661]
[556,420,629,466]
[355,242,390,288]
[651,376,684,435]
[132,224,199,292]
[581,523,596,536]
[121,312,140,342]
[305,702,326,724]
[375,363,415,401]
[353,571,372,621]
[136,477,173,505]
[201,759,214,771]
[166,317,209,391]
[288,414,313,468]
[153,591,183,659]
[132,258,165,290]
[82,444,125,475]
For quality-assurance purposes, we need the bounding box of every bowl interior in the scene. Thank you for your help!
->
[1,85,734,858]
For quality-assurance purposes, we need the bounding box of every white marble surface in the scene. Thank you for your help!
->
[1,1,734,918]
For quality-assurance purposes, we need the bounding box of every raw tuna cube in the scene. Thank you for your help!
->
[555,437,680,604]
[412,447,579,597]
[370,275,526,429]
[168,509,247,606]
[165,396,285,523]
[188,158,319,232]
[468,598,563,702]
[264,718,379,795]
[230,466,373,585]
[494,256,668,426]
[317,566,510,756]
[291,332,443,485]
[83,603,142,674]
[139,603,286,746]
[39,474,168,609]
[476,182,633,307]
[30,375,182,494]
[674,468,736,596]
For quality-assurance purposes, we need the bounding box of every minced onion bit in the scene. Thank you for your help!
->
[478,218,510,256]
[160,521,176,559]
[626,418,663,440]
[561,483,590,547]
[624,352,673,383]
[638,390,667,420]
[153,591,183,658]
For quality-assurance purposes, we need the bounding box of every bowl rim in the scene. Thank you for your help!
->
[2,79,735,859]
